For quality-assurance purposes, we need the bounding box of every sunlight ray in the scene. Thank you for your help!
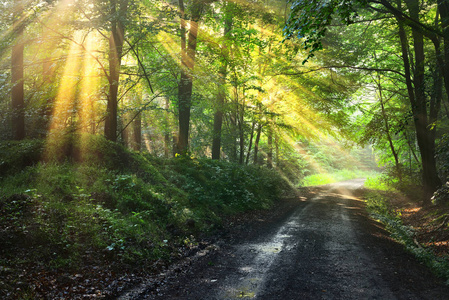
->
[77,32,101,158]
[44,30,84,159]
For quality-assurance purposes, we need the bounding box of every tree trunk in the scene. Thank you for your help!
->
[121,115,129,146]
[105,0,128,142]
[437,0,449,107]
[403,0,441,203]
[404,132,420,165]
[229,113,238,162]
[253,124,262,165]
[43,27,55,130]
[377,73,400,176]
[267,127,273,168]
[164,134,170,158]
[11,0,25,140]
[238,104,245,165]
[172,134,178,157]
[212,4,232,159]
[246,121,256,164]
[177,0,201,155]
[132,112,141,151]
[164,98,171,158]
[212,109,224,159]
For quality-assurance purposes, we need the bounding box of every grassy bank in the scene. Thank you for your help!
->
[0,135,293,298]
[362,174,449,284]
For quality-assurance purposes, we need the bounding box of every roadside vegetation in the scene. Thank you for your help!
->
[0,136,293,298]
[301,169,377,186]
[363,173,449,284]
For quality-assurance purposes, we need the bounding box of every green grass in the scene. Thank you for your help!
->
[363,173,396,191]
[301,169,379,186]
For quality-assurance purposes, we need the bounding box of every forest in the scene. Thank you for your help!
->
[1,0,449,298]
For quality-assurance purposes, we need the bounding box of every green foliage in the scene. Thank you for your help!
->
[432,182,449,206]
[371,167,424,200]
[301,169,377,186]
[436,134,449,181]
[364,190,449,283]
[167,158,289,214]
[0,139,44,176]
[364,174,394,192]
[284,0,366,62]
[302,173,335,186]
[0,138,292,273]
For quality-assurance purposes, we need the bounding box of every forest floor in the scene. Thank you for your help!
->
[117,179,449,299]
[388,191,449,258]
[3,180,449,299]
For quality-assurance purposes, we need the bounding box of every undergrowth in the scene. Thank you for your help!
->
[363,178,449,284]
[301,169,378,186]
[0,134,293,298]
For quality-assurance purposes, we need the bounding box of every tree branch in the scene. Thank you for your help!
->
[125,38,154,93]
[276,65,406,78]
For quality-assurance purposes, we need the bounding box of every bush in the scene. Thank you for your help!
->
[0,139,43,176]
[432,182,449,205]
[436,134,449,181]
[0,138,293,273]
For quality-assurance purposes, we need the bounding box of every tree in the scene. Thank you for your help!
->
[212,1,233,160]
[11,0,25,140]
[176,0,205,155]
[284,0,444,200]
[105,0,129,142]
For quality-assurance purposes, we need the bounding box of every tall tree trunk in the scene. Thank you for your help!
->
[43,27,54,131]
[376,73,400,175]
[164,134,170,157]
[212,100,224,159]
[267,127,273,168]
[177,0,201,155]
[172,135,178,157]
[253,124,262,165]
[403,0,441,203]
[121,115,129,146]
[11,0,25,140]
[437,0,449,107]
[429,66,442,149]
[238,101,245,165]
[229,113,238,162]
[105,0,128,142]
[132,113,141,151]
[245,121,256,164]
[238,118,244,164]
[164,98,171,158]
[275,132,279,166]
[212,4,232,159]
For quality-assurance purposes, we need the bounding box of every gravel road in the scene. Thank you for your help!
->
[120,179,449,299]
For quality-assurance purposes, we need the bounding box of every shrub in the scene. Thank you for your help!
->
[432,182,449,205]
[0,139,43,176]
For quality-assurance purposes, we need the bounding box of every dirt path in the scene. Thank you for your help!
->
[119,179,449,299]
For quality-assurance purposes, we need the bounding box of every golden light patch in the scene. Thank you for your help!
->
[48,30,84,132]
